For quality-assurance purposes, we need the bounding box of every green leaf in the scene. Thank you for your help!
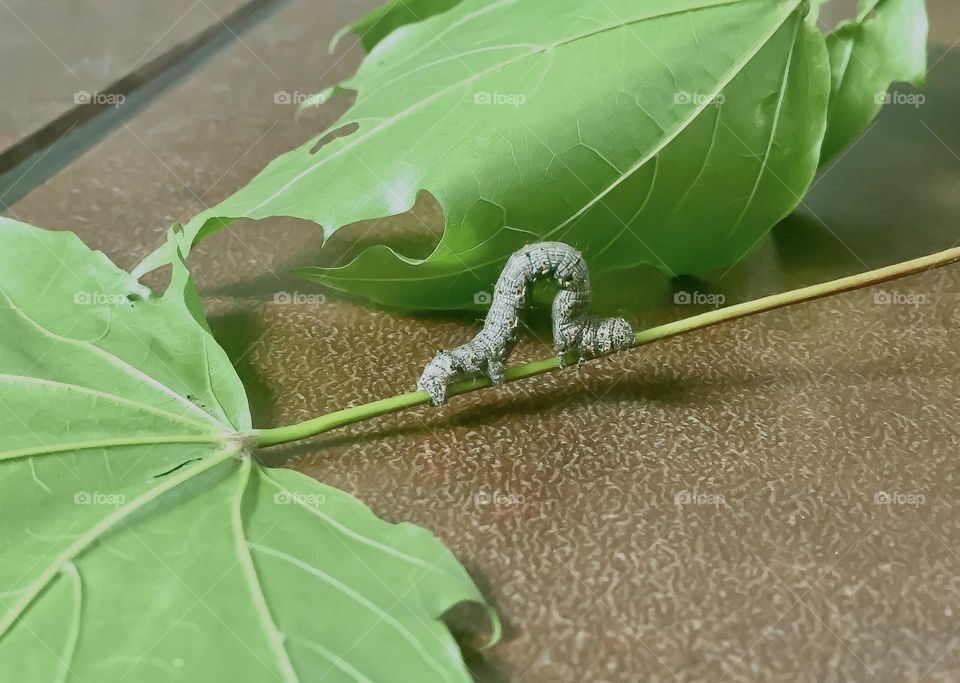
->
[332,0,468,53]
[819,0,928,163]
[135,0,832,310]
[0,218,493,681]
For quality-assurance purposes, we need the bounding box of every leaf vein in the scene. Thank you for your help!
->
[0,374,221,432]
[242,0,757,216]
[0,446,239,643]
[0,290,223,427]
[249,541,454,682]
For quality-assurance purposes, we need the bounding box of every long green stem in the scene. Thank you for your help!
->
[252,244,960,448]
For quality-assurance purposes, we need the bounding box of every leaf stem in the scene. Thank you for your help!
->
[252,244,960,448]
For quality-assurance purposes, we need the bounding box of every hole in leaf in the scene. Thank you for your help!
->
[309,122,359,154]
[316,190,444,266]
[816,0,864,29]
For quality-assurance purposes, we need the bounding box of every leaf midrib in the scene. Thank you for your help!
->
[232,459,299,683]
[730,11,803,232]
[0,374,224,433]
[0,435,230,462]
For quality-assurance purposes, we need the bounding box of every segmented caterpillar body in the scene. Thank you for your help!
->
[418,242,634,405]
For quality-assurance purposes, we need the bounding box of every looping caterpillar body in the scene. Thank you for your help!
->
[418,242,634,405]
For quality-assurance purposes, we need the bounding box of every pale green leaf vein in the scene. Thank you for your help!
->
[233,459,299,683]
[0,290,222,427]
[310,0,801,285]
[543,0,801,242]
[249,541,454,683]
[262,472,436,572]
[0,435,230,462]
[0,374,222,432]
[730,12,802,232]
[244,0,755,216]
[55,563,82,683]
[0,445,239,641]
[288,635,374,683]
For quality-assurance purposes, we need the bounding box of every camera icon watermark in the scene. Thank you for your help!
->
[874,491,925,506]
[473,291,493,306]
[273,491,326,506]
[874,90,925,108]
[274,91,319,106]
[469,489,525,510]
[674,91,725,107]
[73,290,129,307]
[473,91,526,108]
[73,491,126,507]
[873,289,928,307]
[273,291,327,306]
[674,490,726,507]
[674,291,726,308]
[74,91,125,107]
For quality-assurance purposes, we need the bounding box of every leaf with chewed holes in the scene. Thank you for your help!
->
[135,0,836,310]
[0,218,494,682]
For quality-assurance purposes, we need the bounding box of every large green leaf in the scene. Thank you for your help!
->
[819,0,928,163]
[135,0,832,309]
[0,218,493,682]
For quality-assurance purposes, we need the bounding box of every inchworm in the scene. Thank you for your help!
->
[418,241,634,405]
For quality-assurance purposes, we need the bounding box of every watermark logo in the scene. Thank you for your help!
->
[73,291,130,307]
[874,491,925,506]
[273,91,319,106]
[473,91,526,108]
[74,491,126,507]
[674,91,725,107]
[273,291,326,306]
[874,91,925,108]
[473,291,493,306]
[873,289,928,307]
[273,491,326,506]
[74,91,125,107]
[674,291,726,308]
[674,490,726,507]
[469,489,525,509]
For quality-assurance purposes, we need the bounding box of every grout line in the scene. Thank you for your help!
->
[0,0,290,205]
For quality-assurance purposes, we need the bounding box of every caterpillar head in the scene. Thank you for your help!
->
[417,351,460,405]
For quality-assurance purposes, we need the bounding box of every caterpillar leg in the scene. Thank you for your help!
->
[416,346,510,406]
[575,316,635,358]
[486,359,507,385]
[554,317,634,364]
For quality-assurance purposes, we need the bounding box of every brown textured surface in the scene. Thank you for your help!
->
[6,1,960,680]
[0,0,250,149]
